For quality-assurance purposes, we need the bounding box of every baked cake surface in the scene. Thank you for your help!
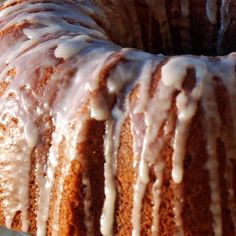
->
[0,0,235,236]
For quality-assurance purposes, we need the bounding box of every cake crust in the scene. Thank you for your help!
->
[0,1,235,236]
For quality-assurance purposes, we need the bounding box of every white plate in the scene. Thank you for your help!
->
[0,228,26,235]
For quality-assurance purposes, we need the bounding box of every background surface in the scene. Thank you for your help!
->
[0,227,26,235]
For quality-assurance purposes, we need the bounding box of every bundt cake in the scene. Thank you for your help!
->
[0,0,236,235]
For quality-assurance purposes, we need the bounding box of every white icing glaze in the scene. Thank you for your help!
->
[162,57,206,184]
[101,51,162,236]
[100,120,117,236]
[82,174,94,236]
[0,118,31,232]
[102,52,164,236]
[151,162,165,235]
[131,61,163,236]
[54,35,92,60]
[90,93,109,121]
[0,1,235,236]
[45,47,117,236]
[50,117,90,236]
[0,0,114,234]
[217,0,231,54]
[207,0,218,24]
[221,57,236,231]
[24,121,38,149]
[202,75,222,236]
[181,0,190,17]
[161,57,205,235]
[211,56,236,232]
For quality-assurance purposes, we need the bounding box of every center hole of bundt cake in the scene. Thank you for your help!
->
[108,0,236,56]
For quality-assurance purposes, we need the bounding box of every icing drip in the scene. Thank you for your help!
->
[82,174,94,236]
[54,35,93,60]
[221,57,236,231]
[131,61,162,236]
[100,120,117,236]
[0,0,68,229]
[50,117,89,236]
[151,117,174,234]
[0,1,235,236]
[151,162,165,235]
[90,93,109,121]
[101,50,161,236]
[217,0,231,54]
[46,47,117,236]
[108,54,162,236]
[161,57,206,235]
[100,94,125,236]
[181,0,190,17]
[202,77,222,236]
[100,50,164,236]
[162,57,206,184]
[0,104,35,231]
[36,129,60,236]
[0,0,115,235]
[207,0,218,24]
[211,57,236,232]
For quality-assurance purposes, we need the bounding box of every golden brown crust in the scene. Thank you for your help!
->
[115,118,135,236]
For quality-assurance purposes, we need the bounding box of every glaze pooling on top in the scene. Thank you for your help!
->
[0,0,235,236]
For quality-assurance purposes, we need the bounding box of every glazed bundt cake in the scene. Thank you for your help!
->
[0,0,236,235]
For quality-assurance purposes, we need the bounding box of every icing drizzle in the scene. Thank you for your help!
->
[0,1,235,236]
